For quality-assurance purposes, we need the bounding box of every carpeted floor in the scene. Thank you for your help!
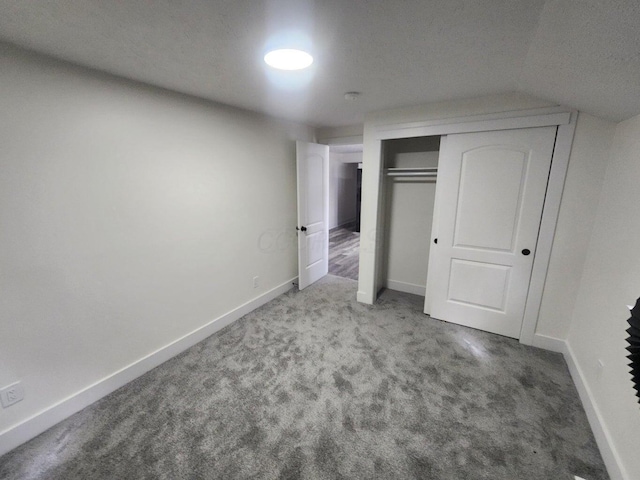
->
[0,275,608,479]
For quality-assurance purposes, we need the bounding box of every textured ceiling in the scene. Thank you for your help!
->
[0,0,638,127]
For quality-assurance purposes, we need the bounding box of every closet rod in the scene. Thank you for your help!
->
[386,167,438,172]
[386,171,437,177]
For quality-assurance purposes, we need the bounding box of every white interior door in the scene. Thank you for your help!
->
[296,141,329,290]
[425,127,557,338]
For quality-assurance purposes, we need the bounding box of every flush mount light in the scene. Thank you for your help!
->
[264,49,313,70]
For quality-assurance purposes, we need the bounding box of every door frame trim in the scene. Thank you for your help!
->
[360,106,578,346]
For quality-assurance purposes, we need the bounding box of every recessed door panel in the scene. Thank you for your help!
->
[454,147,526,252]
[305,231,324,267]
[426,127,557,338]
[306,154,324,227]
[448,259,510,311]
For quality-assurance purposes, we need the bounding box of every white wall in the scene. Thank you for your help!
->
[535,113,616,340]
[328,152,360,229]
[564,113,640,479]
[382,142,439,295]
[316,125,364,144]
[0,44,313,443]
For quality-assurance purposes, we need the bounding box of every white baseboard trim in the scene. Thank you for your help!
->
[530,333,566,353]
[0,277,297,458]
[384,280,426,297]
[561,340,628,480]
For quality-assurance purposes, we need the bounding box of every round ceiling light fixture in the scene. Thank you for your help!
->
[344,91,361,101]
[264,49,313,70]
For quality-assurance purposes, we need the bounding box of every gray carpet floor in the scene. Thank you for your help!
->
[0,275,608,480]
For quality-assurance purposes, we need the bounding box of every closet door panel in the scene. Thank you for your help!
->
[448,259,511,311]
[425,127,556,339]
[453,147,526,251]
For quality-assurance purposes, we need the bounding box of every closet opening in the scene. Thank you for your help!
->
[328,143,362,281]
[359,108,575,343]
[380,135,441,299]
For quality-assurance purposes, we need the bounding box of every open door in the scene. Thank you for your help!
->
[425,127,557,338]
[296,141,329,290]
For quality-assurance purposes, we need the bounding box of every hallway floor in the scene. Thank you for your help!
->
[328,225,360,281]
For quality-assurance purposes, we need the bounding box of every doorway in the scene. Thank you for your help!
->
[328,144,362,281]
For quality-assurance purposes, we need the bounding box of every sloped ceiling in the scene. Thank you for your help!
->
[0,0,638,127]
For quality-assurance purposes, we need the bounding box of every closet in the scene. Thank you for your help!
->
[378,125,559,339]
[381,136,440,296]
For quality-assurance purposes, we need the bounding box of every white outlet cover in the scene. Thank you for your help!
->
[0,381,24,408]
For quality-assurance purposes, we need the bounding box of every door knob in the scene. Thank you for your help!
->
[300,226,307,232]
[522,248,531,256]
[433,238,438,244]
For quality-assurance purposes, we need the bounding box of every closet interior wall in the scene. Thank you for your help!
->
[381,136,441,296]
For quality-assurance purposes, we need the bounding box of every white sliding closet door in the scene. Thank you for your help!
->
[425,127,557,338]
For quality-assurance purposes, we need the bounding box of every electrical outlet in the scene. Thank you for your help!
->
[0,381,24,408]
[253,276,260,289]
